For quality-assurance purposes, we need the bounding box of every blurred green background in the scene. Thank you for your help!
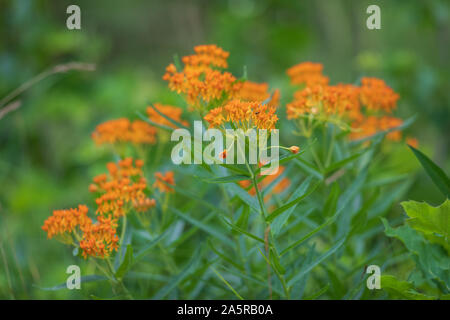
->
[0,0,448,299]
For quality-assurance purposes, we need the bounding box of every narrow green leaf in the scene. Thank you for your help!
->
[153,248,201,299]
[408,145,450,197]
[280,218,333,256]
[324,151,365,175]
[222,218,267,244]
[303,283,330,300]
[170,207,231,245]
[147,102,189,129]
[136,111,174,131]
[288,237,346,286]
[202,174,250,184]
[211,267,244,300]
[115,244,133,279]
[266,181,319,223]
[35,275,108,291]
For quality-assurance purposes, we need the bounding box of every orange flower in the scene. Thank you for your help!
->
[42,204,91,240]
[204,99,278,130]
[360,77,399,113]
[286,62,329,87]
[91,158,149,217]
[146,104,189,128]
[153,171,175,193]
[182,44,229,69]
[287,84,360,121]
[237,81,280,108]
[163,45,242,110]
[79,215,119,259]
[350,116,403,141]
[92,118,157,145]
[406,137,419,148]
[289,146,300,154]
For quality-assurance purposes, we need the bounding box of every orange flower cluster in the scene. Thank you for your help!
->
[287,84,360,121]
[349,116,403,141]
[360,77,400,113]
[239,166,290,202]
[146,104,189,128]
[92,118,157,145]
[91,158,154,217]
[79,215,119,258]
[237,81,280,108]
[42,205,120,258]
[42,204,91,240]
[204,99,278,130]
[163,45,242,109]
[153,171,175,193]
[43,158,157,259]
[182,44,229,70]
[286,62,404,141]
[286,62,329,87]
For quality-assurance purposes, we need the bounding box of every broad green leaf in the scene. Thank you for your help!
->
[115,244,133,279]
[381,275,434,300]
[408,145,450,197]
[382,218,450,289]
[401,199,450,254]
[266,180,319,223]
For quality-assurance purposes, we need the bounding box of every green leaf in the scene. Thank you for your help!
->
[228,183,259,211]
[147,102,189,129]
[402,199,450,254]
[170,207,231,246]
[288,237,346,286]
[381,275,435,300]
[222,217,267,245]
[35,275,108,291]
[408,145,450,197]
[271,176,313,234]
[303,283,330,300]
[153,248,202,299]
[115,244,133,279]
[136,111,174,131]
[202,174,250,184]
[211,266,244,300]
[381,218,450,289]
[280,218,333,256]
[266,180,319,223]
[133,232,167,264]
[324,151,365,175]
[270,249,286,275]
[293,158,323,180]
[253,149,306,176]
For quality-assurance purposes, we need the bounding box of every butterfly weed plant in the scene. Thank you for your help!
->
[41,45,448,300]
